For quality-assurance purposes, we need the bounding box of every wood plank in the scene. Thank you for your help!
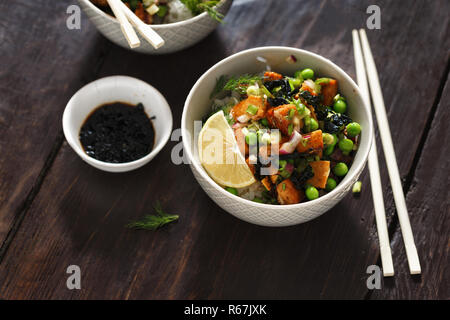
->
[371,73,450,299]
[0,0,109,246]
[0,0,448,299]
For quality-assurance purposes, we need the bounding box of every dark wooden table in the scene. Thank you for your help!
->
[0,0,448,300]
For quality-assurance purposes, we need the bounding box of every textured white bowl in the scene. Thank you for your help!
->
[63,75,172,172]
[182,46,373,227]
[78,0,233,54]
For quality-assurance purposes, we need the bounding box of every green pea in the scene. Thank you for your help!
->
[331,134,338,146]
[333,99,347,113]
[333,162,348,177]
[324,144,335,156]
[301,68,314,80]
[325,178,337,191]
[310,118,319,131]
[338,138,354,154]
[294,70,304,80]
[305,186,319,200]
[245,131,258,145]
[346,122,361,138]
[225,187,238,195]
[260,118,269,127]
[322,133,334,145]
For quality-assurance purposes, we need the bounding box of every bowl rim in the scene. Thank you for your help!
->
[62,75,173,171]
[78,0,227,29]
[181,46,373,208]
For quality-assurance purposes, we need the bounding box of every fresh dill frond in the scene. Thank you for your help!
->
[199,1,224,23]
[180,0,224,23]
[223,74,262,95]
[210,75,228,98]
[126,202,179,231]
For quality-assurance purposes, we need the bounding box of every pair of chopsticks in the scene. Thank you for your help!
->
[352,29,421,277]
[107,0,164,49]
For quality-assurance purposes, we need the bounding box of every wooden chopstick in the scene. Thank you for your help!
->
[358,29,421,275]
[106,0,140,49]
[352,30,394,277]
[118,0,165,49]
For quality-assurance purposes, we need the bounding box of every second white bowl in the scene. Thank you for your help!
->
[78,0,233,54]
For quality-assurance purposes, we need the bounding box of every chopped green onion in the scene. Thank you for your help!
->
[352,181,362,194]
[156,5,168,17]
[288,108,296,119]
[288,123,293,136]
[260,85,274,98]
[303,115,311,132]
[333,94,346,103]
[282,183,286,191]
[246,84,260,96]
[293,99,306,115]
[315,78,331,85]
[246,104,259,115]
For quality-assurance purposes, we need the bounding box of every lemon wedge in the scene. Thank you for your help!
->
[198,111,256,188]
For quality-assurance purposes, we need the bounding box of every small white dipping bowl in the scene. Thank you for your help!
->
[63,75,172,172]
[182,46,373,227]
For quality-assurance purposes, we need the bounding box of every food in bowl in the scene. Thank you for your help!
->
[90,0,224,24]
[79,101,156,163]
[198,68,362,205]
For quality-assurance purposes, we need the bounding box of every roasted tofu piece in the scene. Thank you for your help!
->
[245,158,255,175]
[301,81,318,96]
[261,177,272,191]
[231,95,267,122]
[276,179,304,204]
[321,79,338,106]
[306,161,331,189]
[296,129,324,155]
[265,104,298,136]
[264,71,283,81]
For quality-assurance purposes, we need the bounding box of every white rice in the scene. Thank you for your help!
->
[166,0,195,23]
[238,181,265,201]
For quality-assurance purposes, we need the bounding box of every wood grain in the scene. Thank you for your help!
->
[371,73,450,299]
[0,0,448,299]
[0,0,109,246]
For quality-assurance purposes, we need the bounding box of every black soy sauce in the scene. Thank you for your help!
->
[79,102,155,163]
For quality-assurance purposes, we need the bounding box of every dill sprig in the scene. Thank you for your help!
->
[199,1,224,23]
[210,75,228,98]
[126,202,179,231]
[223,74,262,94]
[180,0,224,23]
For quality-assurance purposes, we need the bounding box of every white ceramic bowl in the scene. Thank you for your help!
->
[182,46,373,227]
[63,75,172,172]
[78,0,233,54]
